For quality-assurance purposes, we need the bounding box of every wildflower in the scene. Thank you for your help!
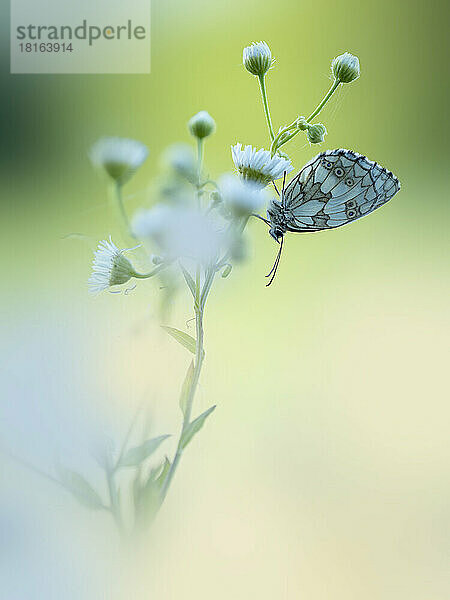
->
[188,111,216,140]
[231,143,293,187]
[88,237,138,294]
[243,41,273,77]
[133,204,223,264]
[306,123,327,144]
[90,137,148,184]
[219,173,267,217]
[331,52,360,84]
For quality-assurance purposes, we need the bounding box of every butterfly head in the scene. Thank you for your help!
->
[267,199,286,243]
[269,225,284,243]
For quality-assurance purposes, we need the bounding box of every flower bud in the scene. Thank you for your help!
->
[243,41,273,77]
[306,123,327,144]
[188,111,216,139]
[210,191,222,207]
[221,264,233,278]
[331,52,360,84]
[296,116,308,131]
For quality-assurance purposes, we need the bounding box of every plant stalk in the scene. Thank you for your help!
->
[258,75,275,142]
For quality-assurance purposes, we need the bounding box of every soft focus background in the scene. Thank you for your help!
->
[1,0,449,598]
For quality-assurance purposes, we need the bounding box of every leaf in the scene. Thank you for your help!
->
[154,456,171,488]
[118,435,171,468]
[179,361,194,416]
[179,264,196,296]
[134,457,171,526]
[180,405,216,450]
[162,326,196,354]
[56,466,104,510]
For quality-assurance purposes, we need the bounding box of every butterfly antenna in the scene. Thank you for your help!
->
[265,236,284,287]
[281,171,287,207]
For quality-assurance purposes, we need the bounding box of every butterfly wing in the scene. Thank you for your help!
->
[282,149,400,231]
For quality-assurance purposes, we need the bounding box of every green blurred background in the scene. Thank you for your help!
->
[1,0,449,599]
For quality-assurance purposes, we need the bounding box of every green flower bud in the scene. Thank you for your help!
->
[243,41,273,77]
[210,191,222,207]
[221,264,233,278]
[296,116,308,131]
[306,123,327,144]
[331,52,360,84]
[188,111,216,139]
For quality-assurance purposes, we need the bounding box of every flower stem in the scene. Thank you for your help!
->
[258,74,275,142]
[270,79,341,155]
[106,467,124,536]
[159,266,214,505]
[114,182,136,245]
[306,79,340,123]
[133,263,169,280]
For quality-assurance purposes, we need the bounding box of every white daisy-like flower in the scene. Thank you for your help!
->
[231,143,293,187]
[90,137,148,184]
[218,173,268,217]
[88,237,137,294]
[133,204,223,265]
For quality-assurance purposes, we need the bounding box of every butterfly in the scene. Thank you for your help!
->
[261,149,401,285]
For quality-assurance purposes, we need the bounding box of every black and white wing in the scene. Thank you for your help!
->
[282,149,400,231]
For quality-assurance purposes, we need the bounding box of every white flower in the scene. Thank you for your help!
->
[133,204,223,264]
[243,41,273,77]
[218,173,268,217]
[90,137,148,184]
[88,237,137,294]
[132,204,174,244]
[231,143,293,187]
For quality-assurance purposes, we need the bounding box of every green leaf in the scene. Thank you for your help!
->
[56,466,104,510]
[133,457,171,526]
[180,405,216,450]
[179,361,194,416]
[179,264,196,296]
[162,326,197,354]
[118,435,170,468]
[154,456,171,487]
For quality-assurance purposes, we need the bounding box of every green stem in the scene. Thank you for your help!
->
[131,262,171,280]
[106,467,124,535]
[270,79,341,155]
[159,266,213,504]
[114,182,136,245]
[158,215,252,509]
[258,75,275,142]
[306,79,340,123]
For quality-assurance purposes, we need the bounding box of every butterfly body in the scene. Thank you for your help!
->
[264,149,401,284]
